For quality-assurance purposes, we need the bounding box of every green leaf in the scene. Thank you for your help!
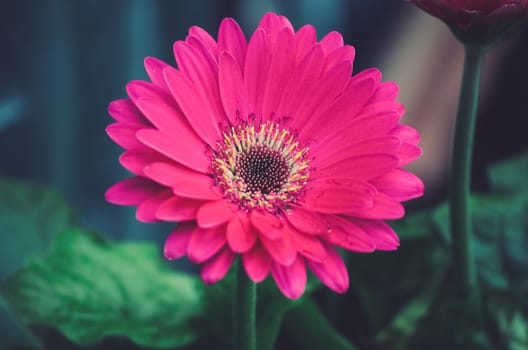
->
[488,150,528,193]
[375,248,446,350]
[1,228,203,349]
[432,193,528,293]
[407,289,493,350]
[0,177,75,280]
[346,236,448,334]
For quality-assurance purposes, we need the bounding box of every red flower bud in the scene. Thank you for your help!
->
[408,0,528,45]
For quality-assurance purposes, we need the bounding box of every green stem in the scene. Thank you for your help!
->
[449,44,485,298]
[234,259,256,350]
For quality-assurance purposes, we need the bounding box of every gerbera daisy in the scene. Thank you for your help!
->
[105,12,424,299]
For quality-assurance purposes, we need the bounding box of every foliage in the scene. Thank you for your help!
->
[2,229,203,349]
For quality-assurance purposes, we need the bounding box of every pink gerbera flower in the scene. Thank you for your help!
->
[105,12,424,299]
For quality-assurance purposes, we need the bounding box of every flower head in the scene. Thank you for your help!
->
[105,13,424,299]
[408,0,528,44]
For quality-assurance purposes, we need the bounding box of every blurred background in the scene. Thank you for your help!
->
[1,0,527,348]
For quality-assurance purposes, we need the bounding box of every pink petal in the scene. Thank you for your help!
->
[106,123,145,150]
[362,100,405,118]
[306,68,380,140]
[391,125,420,145]
[371,169,424,202]
[126,80,169,101]
[250,210,284,240]
[244,28,271,118]
[188,25,218,58]
[163,66,221,146]
[172,175,222,201]
[243,242,271,282]
[262,28,295,120]
[354,219,400,251]
[201,247,235,284]
[323,215,375,252]
[260,229,297,266]
[196,200,237,228]
[108,99,149,125]
[398,143,423,166]
[271,257,306,300]
[219,51,248,123]
[226,214,258,253]
[257,12,294,45]
[187,225,226,263]
[315,154,400,180]
[294,24,316,62]
[295,61,352,136]
[346,192,405,220]
[136,129,209,173]
[164,222,195,260]
[284,207,329,235]
[218,18,247,70]
[119,149,170,175]
[391,125,423,166]
[311,111,401,155]
[155,196,203,221]
[307,244,349,294]
[325,45,355,72]
[136,189,173,222]
[302,180,376,214]
[289,227,327,263]
[130,92,206,152]
[143,161,201,186]
[313,136,401,170]
[105,177,163,205]
[174,39,226,129]
[368,81,399,103]
[277,44,325,125]
[320,31,344,53]
[144,57,171,90]
[297,61,352,138]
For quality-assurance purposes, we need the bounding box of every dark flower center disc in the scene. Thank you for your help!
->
[236,145,290,195]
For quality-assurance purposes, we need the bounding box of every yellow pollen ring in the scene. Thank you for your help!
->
[211,121,311,213]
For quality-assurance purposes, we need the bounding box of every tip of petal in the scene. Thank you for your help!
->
[164,223,194,260]
[271,259,307,300]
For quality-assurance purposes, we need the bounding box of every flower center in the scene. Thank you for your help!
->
[237,145,289,195]
[211,121,311,212]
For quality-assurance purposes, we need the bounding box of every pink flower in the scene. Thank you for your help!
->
[105,12,424,299]
[409,0,528,43]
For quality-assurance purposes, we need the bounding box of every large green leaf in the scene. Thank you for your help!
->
[1,229,203,349]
